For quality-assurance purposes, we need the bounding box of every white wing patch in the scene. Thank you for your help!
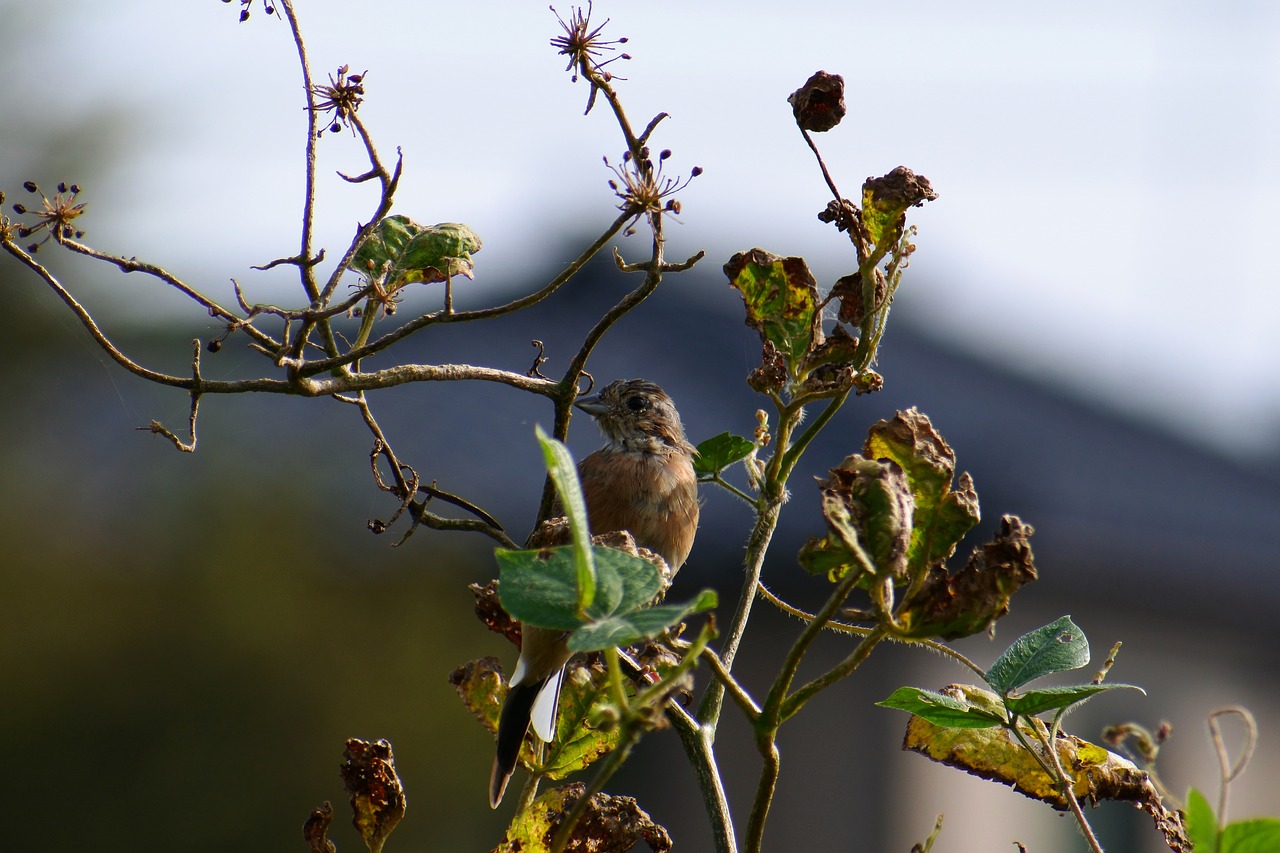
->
[530,665,565,742]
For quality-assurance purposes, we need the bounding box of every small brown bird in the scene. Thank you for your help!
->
[489,379,700,808]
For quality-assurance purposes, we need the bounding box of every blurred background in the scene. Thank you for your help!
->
[3,2,1279,851]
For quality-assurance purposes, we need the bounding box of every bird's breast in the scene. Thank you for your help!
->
[578,448,700,572]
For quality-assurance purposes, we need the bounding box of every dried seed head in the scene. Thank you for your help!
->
[788,70,847,132]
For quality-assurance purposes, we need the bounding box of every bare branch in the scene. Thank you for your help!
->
[318,117,403,305]
[292,364,560,397]
[295,210,633,378]
[637,111,670,146]
[137,339,205,452]
[3,238,190,387]
[251,248,325,271]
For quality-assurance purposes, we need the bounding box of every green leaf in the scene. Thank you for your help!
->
[496,545,662,631]
[876,686,1005,729]
[350,215,417,273]
[569,589,717,652]
[535,425,595,614]
[540,664,627,780]
[1222,817,1280,853]
[399,221,482,283]
[985,616,1090,695]
[1004,683,1146,717]
[796,532,858,578]
[864,408,980,576]
[349,215,482,287]
[724,248,823,383]
[693,432,754,476]
[1185,788,1218,853]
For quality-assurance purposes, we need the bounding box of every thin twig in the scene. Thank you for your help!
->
[1209,706,1258,836]
[139,339,205,451]
[3,240,189,387]
[755,581,987,678]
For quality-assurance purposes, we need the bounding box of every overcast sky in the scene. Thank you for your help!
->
[5,1,1279,459]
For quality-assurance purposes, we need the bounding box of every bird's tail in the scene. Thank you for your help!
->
[489,679,542,808]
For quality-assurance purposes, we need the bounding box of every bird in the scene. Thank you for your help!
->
[489,378,700,808]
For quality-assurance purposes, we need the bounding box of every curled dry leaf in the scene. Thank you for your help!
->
[896,515,1038,640]
[830,269,885,327]
[449,656,506,734]
[470,580,522,647]
[493,782,673,853]
[302,801,337,853]
[861,166,937,247]
[798,455,914,583]
[339,738,406,853]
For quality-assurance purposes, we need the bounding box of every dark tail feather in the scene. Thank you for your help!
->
[489,679,542,808]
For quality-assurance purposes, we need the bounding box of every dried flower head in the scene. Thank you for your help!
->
[311,65,367,138]
[788,71,847,133]
[550,2,630,113]
[604,149,702,235]
[11,181,87,253]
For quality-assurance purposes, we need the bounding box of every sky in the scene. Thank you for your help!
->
[5,0,1280,459]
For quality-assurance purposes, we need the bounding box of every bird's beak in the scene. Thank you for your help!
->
[574,393,608,417]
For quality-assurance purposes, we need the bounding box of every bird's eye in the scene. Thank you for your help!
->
[625,395,648,412]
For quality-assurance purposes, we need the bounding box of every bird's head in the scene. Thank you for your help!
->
[574,379,693,454]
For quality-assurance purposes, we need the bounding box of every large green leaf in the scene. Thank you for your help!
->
[876,686,1004,729]
[497,546,716,651]
[693,432,754,477]
[496,545,661,631]
[1004,683,1145,717]
[569,590,717,652]
[349,215,481,286]
[1222,818,1280,853]
[535,426,595,613]
[1185,788,1218,853]
[985,616,1090,695]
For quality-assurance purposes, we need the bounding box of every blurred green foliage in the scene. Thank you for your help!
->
[0,330,506,851]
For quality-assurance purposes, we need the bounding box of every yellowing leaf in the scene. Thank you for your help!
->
[901,689,1190,852]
